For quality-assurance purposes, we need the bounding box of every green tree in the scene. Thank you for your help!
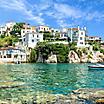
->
[69,42,77,51]
[87,52,93,60]
[51,43,69,63]
[43,32,53,41]
[36,42,69,63]
[10,22,24,37]
[100,49,104,54]
[29,49,37,63]
[36,42,51,62]
[0,36,19,47]
[93,41,100,51]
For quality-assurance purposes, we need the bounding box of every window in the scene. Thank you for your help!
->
[37,35,39,38]
[4,56,6,58]
[21,55,22,58]
[33,35,34,37]
[80,37,83,40]
[24,38,25,42]
[37,39,39,41]
[81,32,83,35]
[80,42,83,44]
[32,39,34,42]
[7,54,11,58]
[64,34,67,37]
[23,31,25,33]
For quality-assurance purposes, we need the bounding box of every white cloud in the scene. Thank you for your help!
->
[0,0,104,27]
[85,11,104,22]
[46,3,85,27]
[47,3,104,27]
[0,0,45,25]
[54,3,83,19]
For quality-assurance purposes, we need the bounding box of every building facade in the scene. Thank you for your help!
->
[86,36,101,43]
[0,26,6,35]
[21,23,36,37]
[22,32,43,48]
[0,22,16,36]
[68,26,86,47]
[0,47,27,63]
[36,25,51,32]
[5,22,16,36]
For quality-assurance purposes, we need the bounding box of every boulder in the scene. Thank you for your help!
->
[46,54,57,63]
[80,54,88,63]
[68,51,80,63]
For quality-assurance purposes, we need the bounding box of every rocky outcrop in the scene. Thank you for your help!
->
[37,52,44,63]
[68,51,80,63]
[0,60,4,64]
[88,51,104,63]
[68,50,104,63]
[45,54,57,63]
[80,53,88,63]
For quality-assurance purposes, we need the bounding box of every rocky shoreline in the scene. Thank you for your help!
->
[43,49,104,64]
[0,88,104,104]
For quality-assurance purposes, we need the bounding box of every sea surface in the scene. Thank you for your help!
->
[0,63,104,100]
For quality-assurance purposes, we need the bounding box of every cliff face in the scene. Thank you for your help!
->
[68,51,80,63]
[37,52,44,63]
[68,50,104,63]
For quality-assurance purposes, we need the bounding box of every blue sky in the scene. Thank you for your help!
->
[0,0,104,38]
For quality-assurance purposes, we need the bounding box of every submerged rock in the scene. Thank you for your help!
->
[0,81,25,89]
[1,88,104,104]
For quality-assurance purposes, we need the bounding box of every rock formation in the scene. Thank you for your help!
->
[88,51,104,63]
[68,50,104,63]
[80,53,88,63]
[45,54,57,63]
[68,51,80,63]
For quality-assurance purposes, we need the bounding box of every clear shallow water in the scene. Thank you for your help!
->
[0,63,104,99]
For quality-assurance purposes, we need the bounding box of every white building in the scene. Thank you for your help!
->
[5,22,16,35]
[0,26,6,35]
[86,36,101,42]
[21,24,36,37]
[5,22,16,29]
[68,26,86,47]
[77,29,86,47]
[51,28,60,33]
[36,25,51,32]
[0,22,16,36]
[59,32,68,40]
[0,47,27,63]
[22,32,43,48]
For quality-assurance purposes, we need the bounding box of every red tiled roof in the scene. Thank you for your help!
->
[0,47,18,50]
[68,28,78,31]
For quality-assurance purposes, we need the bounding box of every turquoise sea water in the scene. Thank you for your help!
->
[0,63,104,99]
